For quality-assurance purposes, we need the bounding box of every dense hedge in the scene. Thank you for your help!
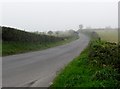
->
[89,40,120,72]
[2,26,66,43]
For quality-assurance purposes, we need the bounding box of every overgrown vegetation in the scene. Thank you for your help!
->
[51,31,120,88]
[2,26,79,56]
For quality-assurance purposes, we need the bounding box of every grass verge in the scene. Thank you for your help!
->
[2,37,78,56]
[51,40,120,88]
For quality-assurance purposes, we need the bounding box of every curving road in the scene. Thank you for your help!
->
[2,33,89,87]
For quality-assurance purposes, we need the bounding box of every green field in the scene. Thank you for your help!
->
[51,40,120,88]
[95,30,118,43]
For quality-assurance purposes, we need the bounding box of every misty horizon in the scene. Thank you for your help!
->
[1,2,118,32]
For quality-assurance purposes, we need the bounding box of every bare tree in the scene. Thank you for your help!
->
[79,24,83,29]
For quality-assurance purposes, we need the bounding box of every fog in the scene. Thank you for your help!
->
[1,1,118,32]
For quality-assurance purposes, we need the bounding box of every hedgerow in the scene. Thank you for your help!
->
[2,26,67,43]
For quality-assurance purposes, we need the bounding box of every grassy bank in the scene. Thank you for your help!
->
[51,40,120,88]
[2,26,79,56]
[3,37,77,56]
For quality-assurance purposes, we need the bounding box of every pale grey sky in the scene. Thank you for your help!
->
[1,1,118,32]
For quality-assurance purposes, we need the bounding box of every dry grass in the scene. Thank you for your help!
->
[95,30,118,43]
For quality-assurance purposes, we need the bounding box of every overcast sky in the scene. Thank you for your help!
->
[1,0,118,32]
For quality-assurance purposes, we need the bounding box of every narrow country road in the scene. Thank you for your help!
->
[2,33,89,87]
